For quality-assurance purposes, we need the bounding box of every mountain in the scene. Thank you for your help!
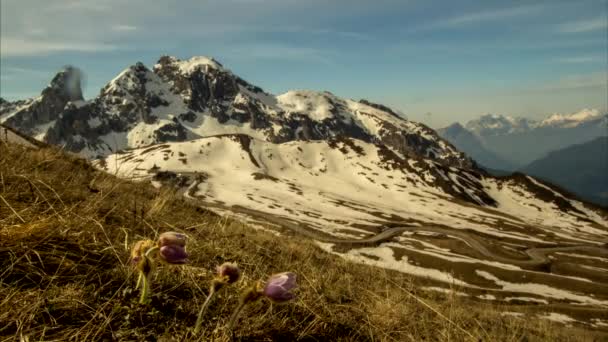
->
[463,111,607,166]
[3,56,608,317]
[0,56,471,168]
[437,122,517,171]
[521,137,608,206]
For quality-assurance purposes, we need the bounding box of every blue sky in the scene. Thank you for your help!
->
[1,0,606,127]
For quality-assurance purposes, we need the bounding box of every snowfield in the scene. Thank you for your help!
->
[94,134,608,318]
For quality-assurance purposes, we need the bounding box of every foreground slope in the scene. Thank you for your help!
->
[95,135,608,322]
[5,143,607,340]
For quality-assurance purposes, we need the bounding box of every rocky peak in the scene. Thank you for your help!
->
[153,55,239,113]
[441,122,467,135]
[358,99,403,119]
[45,66,84,102]
[466,114,532,136]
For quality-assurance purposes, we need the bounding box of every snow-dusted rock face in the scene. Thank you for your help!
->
[1,56,471,168]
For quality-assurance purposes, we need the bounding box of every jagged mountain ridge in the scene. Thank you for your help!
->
[0,56,471,168]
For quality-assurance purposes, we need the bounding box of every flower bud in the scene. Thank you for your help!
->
[262,272,297,303]
[217,262,241,284]
[159,245,188,264]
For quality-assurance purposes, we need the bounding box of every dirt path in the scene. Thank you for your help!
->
[182,179,608,269]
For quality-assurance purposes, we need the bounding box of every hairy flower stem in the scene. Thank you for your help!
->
[193,288,216,335]
[226,301,247,332]
[137,247,158,304]
[135,271,143,290]
[139,272,150,304]
[145,246,159,258]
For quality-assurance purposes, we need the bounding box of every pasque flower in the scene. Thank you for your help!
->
[216,262,241,286]
[226,272,298,332]
[194,262,241,335]
[262,272,297,303]
[130,232,189,304]
[158,232,189,264]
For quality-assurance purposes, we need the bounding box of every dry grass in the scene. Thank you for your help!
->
[0,143,604,341]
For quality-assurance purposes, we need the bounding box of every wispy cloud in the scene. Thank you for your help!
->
[0,67,50,81]
[112,24,138,32]
[0,38,118,57]
[227,44,333,64]
[413,5,544,31]
[553,56,603,64]
[539,71,607,91]
[277,26,371,41]
[558,17,608,33]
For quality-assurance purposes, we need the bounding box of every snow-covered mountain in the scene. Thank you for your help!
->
[466,109,606,136]
[437,122,517,172]
[449,110,608,167]
[0,56,470,168]
[4,57,608,317]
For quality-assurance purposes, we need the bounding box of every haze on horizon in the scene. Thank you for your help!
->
[1,0,606,128]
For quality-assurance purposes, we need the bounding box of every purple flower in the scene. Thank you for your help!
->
[262,272,297,303]
[159,245,189,264]
[158,232,187,248]
[217,262,241,284]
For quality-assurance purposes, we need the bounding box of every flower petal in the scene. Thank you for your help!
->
[159,245,188,264]
[158,232,187,247]
[263,272,297,303]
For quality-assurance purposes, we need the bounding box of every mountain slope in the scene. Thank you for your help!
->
[437,122,517,171]
[521,137,608,206]
[1,56,471,168]
[93,134,608,313]
[5,143,607,340]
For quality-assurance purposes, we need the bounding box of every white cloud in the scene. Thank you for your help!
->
[539,71,607,91]
[227,44,333,64]
[558,17,608,33]
[554,56,602,64]
[413,5,544,31]
[0,38,118,57]
[112,25,138,32]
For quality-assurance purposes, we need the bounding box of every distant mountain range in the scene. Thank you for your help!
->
[438,112,607,205]
[437,122,517,171]
[458,110,607,167]
[521,137,608,207]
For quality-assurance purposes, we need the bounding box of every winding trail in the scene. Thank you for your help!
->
[182,179,608,269]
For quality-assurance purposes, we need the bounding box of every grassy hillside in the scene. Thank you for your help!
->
[0,142,604,341]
